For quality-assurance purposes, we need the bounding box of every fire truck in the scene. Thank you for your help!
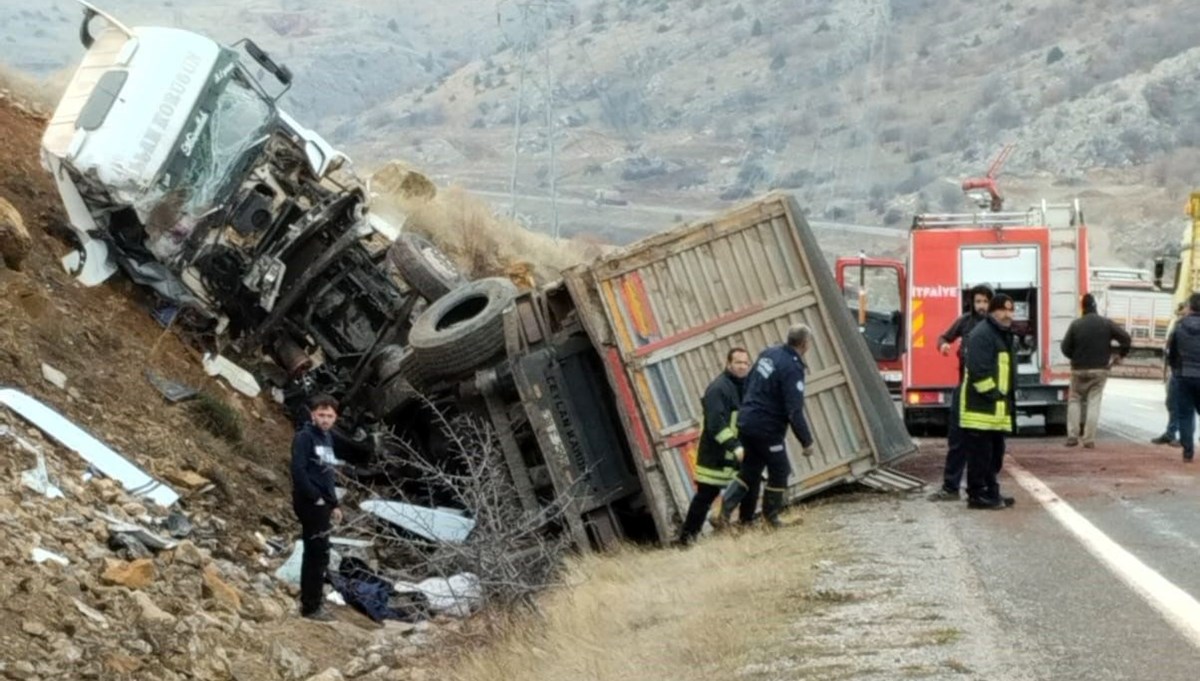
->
[838,147,1088,434]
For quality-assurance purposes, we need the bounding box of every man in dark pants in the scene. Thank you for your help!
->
[1153,302,1187,446]
[678,347,751,544]
[291,394,344,620]
[718,324,816,529]
[1166,293,1200,463]
[928,284,994,501]
[960,294,1018,509]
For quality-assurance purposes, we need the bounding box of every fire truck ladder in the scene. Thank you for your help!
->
[1045,199,1084,372]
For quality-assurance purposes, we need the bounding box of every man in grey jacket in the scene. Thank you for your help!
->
[1060,293,1131,448]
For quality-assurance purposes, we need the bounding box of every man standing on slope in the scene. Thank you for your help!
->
[717,324,816,529]
[960,294,1018,509]
[678,347,751,545]
[928,284,994,501]
[1060,293,1131,448]
[291,394,344,621]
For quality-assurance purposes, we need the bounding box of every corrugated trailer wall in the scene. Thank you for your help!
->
[564,193,916,531]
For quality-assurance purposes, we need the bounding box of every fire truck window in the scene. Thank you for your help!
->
[844,266,902,317]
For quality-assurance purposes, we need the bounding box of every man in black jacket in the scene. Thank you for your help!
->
[718,324,816,528]
[678,347,751,545]
[291,394,343,620]
[1167,293,1200,463]
[928,284,993,501]
[960,294,1018,509]
[1060,293,1132,448]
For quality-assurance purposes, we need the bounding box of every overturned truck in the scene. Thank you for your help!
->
[41,3,917,549]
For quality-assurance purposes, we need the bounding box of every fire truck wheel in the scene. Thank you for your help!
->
[387,232,466,302]
[408,277,518,379]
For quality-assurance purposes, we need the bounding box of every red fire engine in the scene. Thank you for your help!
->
[838,147,1089,434]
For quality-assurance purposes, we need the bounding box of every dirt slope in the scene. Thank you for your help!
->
[0,94,453,680]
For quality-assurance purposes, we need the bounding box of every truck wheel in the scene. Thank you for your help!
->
[387,232,465,302]
[373,373,420,419]
[408,277,518,379]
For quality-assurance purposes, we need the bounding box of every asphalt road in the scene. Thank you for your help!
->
[885,377,1200,679]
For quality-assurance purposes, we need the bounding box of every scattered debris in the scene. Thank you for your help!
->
[144,370,199,403]
[330,557,413,623]
[274,540,342,586]
[72,598,108,626]
[360,500,475,543]
[394,573,483,618]
[18,445,65,499]
[202,353,262,398]
[165,510,194,538]
[40,363,68,390]
[0,388,180,507]
[99,513,178,552]
[30,547,69,567]
[108,532,152,560]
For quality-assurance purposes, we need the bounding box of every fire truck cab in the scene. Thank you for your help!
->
[835,255,906,399]
[901,201,1088,434]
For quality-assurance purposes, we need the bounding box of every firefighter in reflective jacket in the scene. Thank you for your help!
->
[960,293,1018,510]
[678,347,751,545]
[718,324,816,528]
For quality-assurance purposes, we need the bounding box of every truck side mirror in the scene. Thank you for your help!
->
[1154,257,1165,289]
[892,309,905,353]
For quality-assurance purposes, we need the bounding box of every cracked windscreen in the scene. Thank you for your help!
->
[142,66,273,260]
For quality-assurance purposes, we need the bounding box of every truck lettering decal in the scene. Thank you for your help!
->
[131,52,204,178]
[912,285,959,299]
[179,111,210,157]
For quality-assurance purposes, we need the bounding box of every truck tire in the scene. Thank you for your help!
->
[373,373,420,419]
[387,232,465,302]
[408,277,518,379]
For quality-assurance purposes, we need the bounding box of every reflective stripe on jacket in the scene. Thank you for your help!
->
[959,316,1016,432]
[694,370,745,486]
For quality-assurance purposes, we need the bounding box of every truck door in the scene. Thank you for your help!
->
[835,256,906,396]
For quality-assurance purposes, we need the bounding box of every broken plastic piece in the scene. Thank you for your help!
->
[99,512,178,551]
[41,363,68,390]
[165,510,193,538]
[145,370,198,403]
[0,388,179,507]
[3,427,66,499]
[31,548,69,567]
[393,573,482,618]
[273,540,341,586]
[202,353,262,398]
[359,500,475,544]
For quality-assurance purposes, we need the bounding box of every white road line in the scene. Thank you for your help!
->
[1006,459,1200,648]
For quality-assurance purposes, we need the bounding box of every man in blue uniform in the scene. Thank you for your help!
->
[717,324,816,528]
[678,347,751,545]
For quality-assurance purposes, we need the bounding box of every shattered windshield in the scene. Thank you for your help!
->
[141,64,274,260]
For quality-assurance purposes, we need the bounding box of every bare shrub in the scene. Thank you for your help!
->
[342,401,577,615]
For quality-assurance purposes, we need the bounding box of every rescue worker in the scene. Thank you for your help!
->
[1060,293,1131,448]
[1166,292,1200,463]
[717,324,816,528]
[960,294,1018,509]
[1152,302,1188,446]
[928,284,994,501]
[678,347,751,545]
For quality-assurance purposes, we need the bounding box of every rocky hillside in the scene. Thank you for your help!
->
[6,0,1200,262]
[339,0,1200,261]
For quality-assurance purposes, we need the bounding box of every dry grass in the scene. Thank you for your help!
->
[433,519,828,681]
[370,162,610,285]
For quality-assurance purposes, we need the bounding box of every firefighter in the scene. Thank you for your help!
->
[717,324,816,529]
[928,284,994,501]
[678,347,751,545]
[960,294,1018,509]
